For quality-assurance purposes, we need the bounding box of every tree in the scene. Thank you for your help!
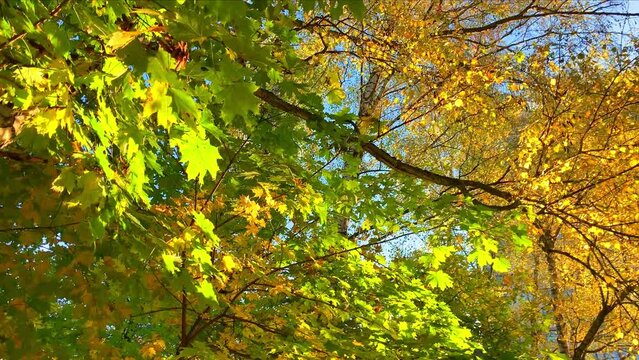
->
[1,0,639,359]
[291,0,639,357]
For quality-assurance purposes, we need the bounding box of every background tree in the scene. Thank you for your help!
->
[1,0,639,359]
[289,0,639,357]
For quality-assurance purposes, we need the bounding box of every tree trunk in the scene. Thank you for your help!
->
[540,230,571,356]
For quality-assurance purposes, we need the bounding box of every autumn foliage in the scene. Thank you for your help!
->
[1,0,639,359]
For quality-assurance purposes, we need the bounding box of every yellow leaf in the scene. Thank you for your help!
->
[15,67,48,90]
[153,339,166,350]
[361,218,373,230]
[398,321,409,332]
[140,344,157,359]
[236,196,260,219]
[269,283,287,295]
[131,8,162,16]
[226,47,238,60]
[454,98,464,107]
[550,78,557,86]
[298,320,311,331]
[252,186,264,198]
[107,31,141,52]
[276,203,288,214]
[246,222,261,236]
[221,255,237,272]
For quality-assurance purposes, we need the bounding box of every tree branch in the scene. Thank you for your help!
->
[0,221,81,233]
[0,0,72,51]
[254,87,517,205]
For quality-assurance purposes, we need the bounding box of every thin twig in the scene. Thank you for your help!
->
[0,0,72,51]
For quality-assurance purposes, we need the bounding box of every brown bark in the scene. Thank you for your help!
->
[542,237,571,356]
[253,87,517,206]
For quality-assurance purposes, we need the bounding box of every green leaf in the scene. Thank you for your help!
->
[143,81,177,129]
[193,211,219,244]
[179,341,216,358]
[43,21,72,57]
[267,68,283,83]
[513,233,532,248]
[481,237,499,253]
[147,50,179,83]
[398,321,409,334]
[196,279,217,302]
[201,110,225,139]
[493,257,511,273]
[74,171,103,209]
[102,57,128,77]
[316,203,327,224]
[546,352,569,360]
[174,134,222,182]
[170,87,198,115]
[344,0,366,20]
[468,249,492,267]
[426,270,454,290]
[192,247,212,267]
[162,253,180,274]
[431,245,455,269]
[95,146,116,180]
[127,151,148,202]
[327,88,346,105]
[512,224,532,248]
[106,31,140,52]
[217,82,260,123]
[51,167,75,194]
[88,215,106,239]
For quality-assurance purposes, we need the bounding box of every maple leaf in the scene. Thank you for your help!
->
[169,87,198,115]
[51,167,75,194]
[217,82,260,123]
[426,270,454,290]
[7,1,639,358]
[468,249,492,268]
[492,257,511,273]
[162,253,180,274]
[221,255,237,272]
[102,58,128,77]
[236,196,260,219]
[173,133,222,182]
[193,211,219,244]
[106,31,140,52]
[196,280,217,302]
[143,81,177,129]
[192,247,212,267]
[140,343,157,359]
[246,221,261,236]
